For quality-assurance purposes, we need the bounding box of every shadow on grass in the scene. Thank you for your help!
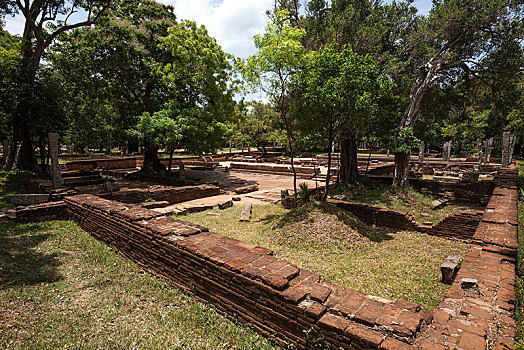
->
[260,201,394,243]
[0,220,62,287]
[0,170,35,209]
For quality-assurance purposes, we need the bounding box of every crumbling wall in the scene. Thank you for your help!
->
[99,184,221,204]
[65,194,429,349]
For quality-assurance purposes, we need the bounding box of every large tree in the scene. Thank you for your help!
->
[244,10,306,197]
[293,43,393,198]
[391,0,524,187]
[1,0,112,171]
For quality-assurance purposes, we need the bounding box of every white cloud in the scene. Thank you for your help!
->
[163,0,272,58]
[4,14,25,35]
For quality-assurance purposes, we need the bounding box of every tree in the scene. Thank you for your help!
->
[230,101,285,155]
[244,10,306,198]
[128,112,181,174]
[293,43,393,199]
[133,20,236,173]
[1,0,112,171]
[391,0,524,187]
[49,0,177,157]
[300,0,419,184]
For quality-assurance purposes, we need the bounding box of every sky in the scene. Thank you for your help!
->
[4,0,433,59]
[3,1,432,101]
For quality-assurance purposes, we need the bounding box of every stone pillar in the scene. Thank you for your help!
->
[509,133,516,165]
[477,138,483,165]
[484,138,493,164]
[49,133,63,188]
[442,141,451,161]
[418,141,425,161]
[501,131,515,167]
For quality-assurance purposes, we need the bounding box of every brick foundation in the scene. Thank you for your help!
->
[59,166,519,350]
[64,194,429,349]
[99,184,221,204]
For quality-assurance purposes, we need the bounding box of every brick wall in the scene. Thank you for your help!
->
[60,166,519,350]
[99,184,221,204]
[64,194,429,349]
[327,199,420,231]
[229,162,318,176]
[424,211,484,240]
[65,157,139,171]
[413,166,519,349]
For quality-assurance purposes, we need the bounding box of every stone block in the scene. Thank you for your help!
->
[440,255,461,284]
[461,278,480,294]
[218,199,233,210]
[5,194,49,205]
[239,203,252,222]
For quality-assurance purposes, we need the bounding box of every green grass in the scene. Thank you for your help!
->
[185,202,469,309]
[329,180,481,223]
[0,219,272,349]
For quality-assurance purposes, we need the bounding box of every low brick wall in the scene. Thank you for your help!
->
[229,162,318,176]
[424,210,484,240]
[369,176,496,204]
[15,201,69,222]
[65,157,139,171]
[327,199,420,231]
[57,166,518,349]
[414,166,518,349]
[65,194,429,349]
[99,184,221,204]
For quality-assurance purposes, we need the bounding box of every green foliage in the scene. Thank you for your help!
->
[292,43,394,147]
[243,10,306,106]
[229,101,285,152]
[50,0,177,150]
[0,31,19,138]
[297,182,314,205]
[155,20,237,154]
[128,112,181,151]
[387,126,419,154]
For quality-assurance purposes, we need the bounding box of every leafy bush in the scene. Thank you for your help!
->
[297,182,314,205]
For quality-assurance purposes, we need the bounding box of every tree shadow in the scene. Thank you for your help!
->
[0,220,62,287]
[260,201,394,243]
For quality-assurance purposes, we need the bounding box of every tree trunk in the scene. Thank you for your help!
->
[339,134,358,184]
[167,148,175,177]
[323,129,334,202]
[141,144,165,175]
[38,135,47,174]
[3,138,16,170]
[393,152,410,188]
[16,122,37,172]
[393,60,441,187]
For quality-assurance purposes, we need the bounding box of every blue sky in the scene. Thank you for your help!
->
[4,0,433,59]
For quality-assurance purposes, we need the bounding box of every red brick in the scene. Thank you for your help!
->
[280,285,308,303]
[457,332,486,350]
[354,300,384,326]
[261,273,288,291]
[309,284,332,303]
[379,336,414,349]
[345,322,385,347]
[305,302,326,319]
[318,313,351,332]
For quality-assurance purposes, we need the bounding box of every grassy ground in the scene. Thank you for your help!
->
[328,180,482,223]
[0,219,273,349]
[0,170,272,349]
[185,202,469,309]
